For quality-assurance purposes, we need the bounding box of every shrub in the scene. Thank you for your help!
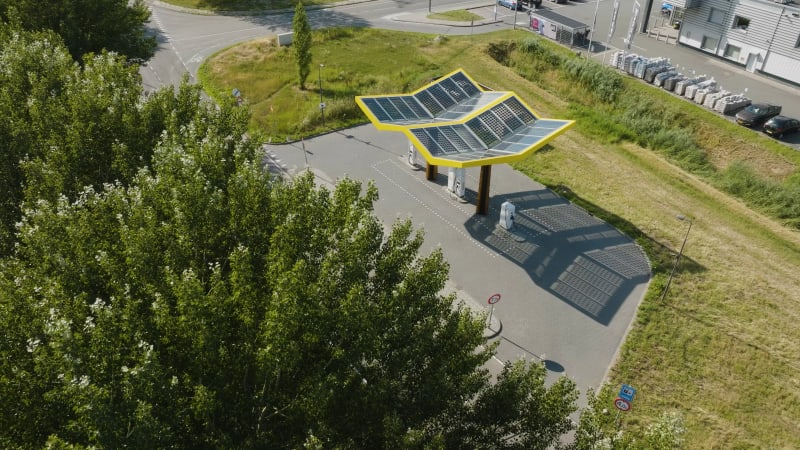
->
[561,57,622,103]
[519,37,562,66]
[716,162,800,229]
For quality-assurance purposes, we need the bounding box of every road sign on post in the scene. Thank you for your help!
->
[618,384,636,402]
[614,397,631,411]
[487,293,501,330]
[614,383,636,412]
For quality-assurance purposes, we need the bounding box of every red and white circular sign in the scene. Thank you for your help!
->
[487,293,501,305]
[614,397,631,412]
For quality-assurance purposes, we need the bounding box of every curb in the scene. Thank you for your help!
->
[150,0,504,27]
[150,0,375,16]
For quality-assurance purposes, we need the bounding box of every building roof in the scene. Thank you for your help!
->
[528,9,590,31]
[355,69,574,168]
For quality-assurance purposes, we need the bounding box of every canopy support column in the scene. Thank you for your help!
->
[476,165,491,215]
[426,163,438,181]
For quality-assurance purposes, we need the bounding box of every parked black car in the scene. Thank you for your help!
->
[735,103,782,127]
[763,116,800,139]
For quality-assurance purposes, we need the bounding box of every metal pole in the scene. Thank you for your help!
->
[641,0,654,33]
[588,0,601,56]
[487,304,495,329]
[429,0,431,13]
[513,5,518,30]
[318,64,325,128]
[301,138,309,168]
[660,215,692,302]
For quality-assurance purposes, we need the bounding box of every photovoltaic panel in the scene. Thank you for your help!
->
[438,104,476,121]
[439,77,469,104]
[478,110,511,140]
[400,97,432,119]
[504,97,536,123]
[390,97,418,120]
[411,128,432,152]
[427,84,457,110]
[429,127,459,154]
[441,126,469,151]
[356,69,574,167]
[362,98,392,122]
[491,103,525,131]
[451,72,481,97]
[453,125,486,150]
[415,90,443,116]
[466,116,500,147]
[376,97,403,121]
[420,131,447,156]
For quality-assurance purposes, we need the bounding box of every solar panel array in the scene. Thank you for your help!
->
[411,125,485,157]
[356,69,573,165]
[409,95,550,159]
[359,71,486,123]
[360,96,432,123]
[411,72,483,118]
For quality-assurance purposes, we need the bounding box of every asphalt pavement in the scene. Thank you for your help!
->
[263,125,652,398]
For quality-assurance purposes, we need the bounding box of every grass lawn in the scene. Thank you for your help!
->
[200,28,800,448]
[427,10,484,22]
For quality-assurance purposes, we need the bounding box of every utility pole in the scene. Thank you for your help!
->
[660,214,693,302]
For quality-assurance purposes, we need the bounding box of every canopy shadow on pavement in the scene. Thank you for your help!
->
[462,188,652,325]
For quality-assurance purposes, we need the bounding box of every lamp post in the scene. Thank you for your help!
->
[318,64,325,128]
[660,214,692,302]
[513,4,518,30]
[587,0,601,56]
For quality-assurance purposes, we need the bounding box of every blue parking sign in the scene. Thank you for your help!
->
[619,384,636,402]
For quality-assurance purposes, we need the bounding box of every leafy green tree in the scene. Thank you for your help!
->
[292,1,312,89]
[1,139,580,448]
[0,25,74,254]
[0,25,236,255]
[0,0,155,61]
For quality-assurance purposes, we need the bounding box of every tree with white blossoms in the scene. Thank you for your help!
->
[0,24,246,255]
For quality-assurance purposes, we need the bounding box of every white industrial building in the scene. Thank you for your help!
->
[662,0,800,85]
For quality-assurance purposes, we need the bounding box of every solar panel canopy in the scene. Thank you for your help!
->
[355,68,574,168]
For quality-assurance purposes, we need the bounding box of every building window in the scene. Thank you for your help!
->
[723,44,741,59]
[701,35,719,51]
[708,8,725,25]
[733,16,750,30]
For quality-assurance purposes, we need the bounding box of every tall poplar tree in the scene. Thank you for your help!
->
[292,1,312,90]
